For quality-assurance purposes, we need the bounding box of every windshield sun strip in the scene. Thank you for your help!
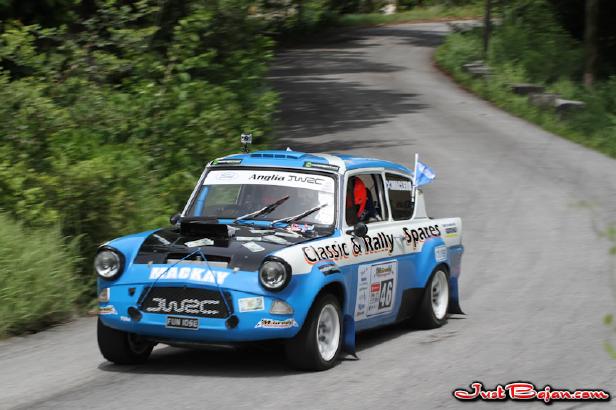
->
[185,166,339,227]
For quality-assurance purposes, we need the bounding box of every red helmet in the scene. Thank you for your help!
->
[352,177,368,218]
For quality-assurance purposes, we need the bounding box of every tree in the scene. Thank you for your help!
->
[483,0,492,58]
[583,0,599,87]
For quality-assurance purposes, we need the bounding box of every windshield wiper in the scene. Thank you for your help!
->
[233,196,290,224]
[272,203,328,225]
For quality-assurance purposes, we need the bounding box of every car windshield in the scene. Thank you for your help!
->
[186,169,336,226]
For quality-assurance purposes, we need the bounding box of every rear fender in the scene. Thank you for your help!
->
[413,237,464,315]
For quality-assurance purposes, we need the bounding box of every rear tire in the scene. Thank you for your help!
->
[285,294,342,371]
[97,318,154,364]
[413,268,450,329]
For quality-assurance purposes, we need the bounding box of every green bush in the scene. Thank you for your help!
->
[0,0,277,291]
[489,0,583,83]
[0,214,82,338]
[434,31,482,69]
[434,13,616,159]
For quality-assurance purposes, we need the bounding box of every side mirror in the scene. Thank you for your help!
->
[346,222,368,237]
[170,213,181,225]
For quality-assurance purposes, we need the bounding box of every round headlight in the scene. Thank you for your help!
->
[95,248,123,280]
[259,259,291,291]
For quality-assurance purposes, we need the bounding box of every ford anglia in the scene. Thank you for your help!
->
[96,144,464,371]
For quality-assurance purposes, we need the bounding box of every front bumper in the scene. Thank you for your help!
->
[99,284,301,343]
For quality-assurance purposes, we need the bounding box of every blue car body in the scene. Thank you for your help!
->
[97,150,464,353]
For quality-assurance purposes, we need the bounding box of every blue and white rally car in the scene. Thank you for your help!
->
[96,141,464,371]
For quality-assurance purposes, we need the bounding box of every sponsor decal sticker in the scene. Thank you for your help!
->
[317,261,339,275]
[445,229,457,237]
[386,180,413,191]
[275,230,301,238]
[215,171,237,180]
[98,305,117,315]
[302,232,395,264]
[145,297,220,316]
[262,235,291,245]
[255,318,299,329]
[303,241,351,264]
[402,224,441,249]
[235,236,258,241]
[442,222,458,238]
[289,223,314,233]
[120,315,131,322]
[249,228,275,234]
[453,381,610,404]
[435,245,447,262]
[149,266,230,285]
[303,161,340,172]
[184,238,214,247]
[242,241,265,253]
[238,297,265,312]
[211,158,242,166]
[354,261,397,321]
[350,233,395,257]
[204,170,335,193]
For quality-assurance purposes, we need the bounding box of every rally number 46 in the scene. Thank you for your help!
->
[378,279,394,309]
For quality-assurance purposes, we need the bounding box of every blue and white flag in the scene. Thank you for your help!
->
[415,160,435,186]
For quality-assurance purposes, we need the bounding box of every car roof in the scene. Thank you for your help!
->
[212,150,413,175]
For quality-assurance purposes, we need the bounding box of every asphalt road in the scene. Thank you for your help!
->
[2,22,616,410]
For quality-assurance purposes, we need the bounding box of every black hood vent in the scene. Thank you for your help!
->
[133,224,332,272]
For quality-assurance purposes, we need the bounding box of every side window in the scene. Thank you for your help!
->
[345,173,388,226]
[385,173,414,220]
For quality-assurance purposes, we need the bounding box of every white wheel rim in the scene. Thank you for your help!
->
[431,271,449,320]
[316,304,340,362]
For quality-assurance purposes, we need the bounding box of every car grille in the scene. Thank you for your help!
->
[139,287,233,318]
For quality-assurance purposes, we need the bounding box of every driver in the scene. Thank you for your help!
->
[346,177,368,225]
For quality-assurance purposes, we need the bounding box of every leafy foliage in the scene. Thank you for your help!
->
[0,0,277,289]
[336,2,481,27]
[434,2,616,159]
[489,0,583,83]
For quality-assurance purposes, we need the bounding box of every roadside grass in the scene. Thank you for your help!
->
[606,225,616,359]
[336,4,482,28]
[0,214,83,338]
[434,32,616,159]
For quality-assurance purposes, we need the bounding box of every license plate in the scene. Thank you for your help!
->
[165,316,199,330]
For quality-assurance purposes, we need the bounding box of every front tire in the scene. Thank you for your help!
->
[413,268,450,329]
[97,318,154,364]
[285,294,342,371]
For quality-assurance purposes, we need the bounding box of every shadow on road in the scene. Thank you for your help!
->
[98,344,297,377]
[269,26,441,150]
[285,26,445,49]
[270,74,426,150]
[97,321,454,377]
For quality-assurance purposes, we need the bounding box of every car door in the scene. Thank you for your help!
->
[341,170,409,331]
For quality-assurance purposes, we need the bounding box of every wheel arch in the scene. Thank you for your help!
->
[316,280,346,311]
[421,262,450,303]
[434,262,450,275]
[428,262,463,314]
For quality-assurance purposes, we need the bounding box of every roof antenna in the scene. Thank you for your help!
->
[240,133,252,153]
